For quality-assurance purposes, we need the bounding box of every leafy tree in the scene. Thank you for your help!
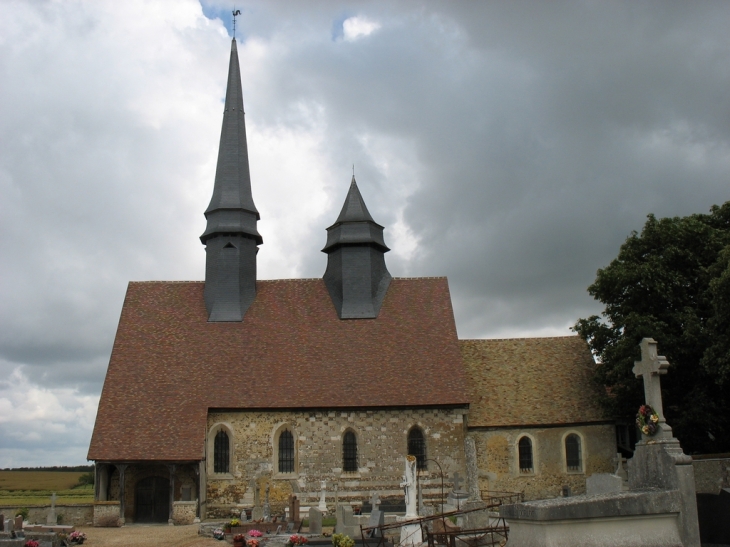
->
[574,201,730,454]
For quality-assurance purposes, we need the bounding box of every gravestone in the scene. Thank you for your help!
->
[0,514,3,531]
[446,471,469,510]
[286,522,295,533]
[275,525,282,535]
[263,484,271,521]
[15,514,23,531]
[252,483,264,521]
[47,492,57,525]
[365,509,383,537]
[308,507,323,534]
[335,504,358,538]
[614,453,629,491]
[318,481,328,512]
[586,474,623,496]
[288,494,300,522]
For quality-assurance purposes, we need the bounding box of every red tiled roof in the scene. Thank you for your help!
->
[88,278,468,461]
[461,336,607,428]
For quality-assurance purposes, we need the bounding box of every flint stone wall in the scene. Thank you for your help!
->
[93,501,120,526]
[0,505,92,527]
[206,407,467,516]
[172,501,197,525]
[471,423,616,500]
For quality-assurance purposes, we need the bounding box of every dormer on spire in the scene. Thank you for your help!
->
[322,176,392,319]
[201,38,262,322]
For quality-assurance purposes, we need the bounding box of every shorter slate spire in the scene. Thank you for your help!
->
[322,176,392,319]
[201,38,261,322]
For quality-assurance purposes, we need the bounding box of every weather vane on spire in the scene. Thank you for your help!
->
[232,8,241,39]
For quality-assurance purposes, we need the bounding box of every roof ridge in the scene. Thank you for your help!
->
[460,335,581,342]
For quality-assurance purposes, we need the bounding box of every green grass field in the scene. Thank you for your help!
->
[0,471,94,506]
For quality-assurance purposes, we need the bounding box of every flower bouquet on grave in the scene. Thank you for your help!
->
[332,534,355,547]
[24,541,40,547]
[213,528,226,540]
[248,529,264,537]
[287,534,309,547]
[636,404,660,436]
[68,531,87,545]
[247,539,261,547]
[233,533,247,547]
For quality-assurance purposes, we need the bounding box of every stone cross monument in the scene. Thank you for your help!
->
[633,337,673,439]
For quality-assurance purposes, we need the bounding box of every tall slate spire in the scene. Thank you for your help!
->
[201,38,262,322]
[322,176,392,319]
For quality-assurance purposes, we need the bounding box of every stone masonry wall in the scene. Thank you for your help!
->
[0,505,93,527]
[692,456,730,494]
[206,407,467,516]
[93,501,120,526]
[172,501,197,525]
[471,423,616,500]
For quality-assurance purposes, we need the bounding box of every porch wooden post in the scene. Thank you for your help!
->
[117,464,128,524]
[168,464,176,525]
[199,460,207,520]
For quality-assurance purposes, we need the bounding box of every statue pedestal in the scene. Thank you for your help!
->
[396,517,422,547]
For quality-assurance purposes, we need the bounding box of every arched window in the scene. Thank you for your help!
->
[518,436,533,473]
[408,427,427,470]
[565,434,582,472]
[343,431,358,472]
[278,429,295,473]
[214,430,230,473]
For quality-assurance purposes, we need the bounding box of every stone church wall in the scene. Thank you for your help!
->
[471,423,616,500]
[206,407,467,516]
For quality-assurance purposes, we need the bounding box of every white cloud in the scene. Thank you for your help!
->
[342,16,382,42]
[0,366,98,467]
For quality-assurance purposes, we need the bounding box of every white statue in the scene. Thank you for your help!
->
[399,455,422,546]
[400,455,418,518]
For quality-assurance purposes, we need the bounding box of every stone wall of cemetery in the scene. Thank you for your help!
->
[471,423,616,500]
[205,407,468,516]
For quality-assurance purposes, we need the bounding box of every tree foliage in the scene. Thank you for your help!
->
[574,201,730,454]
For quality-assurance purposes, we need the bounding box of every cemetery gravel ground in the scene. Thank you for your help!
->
[77,524,220,547]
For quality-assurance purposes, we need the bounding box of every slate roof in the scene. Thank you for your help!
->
[88,277,468,462]
[461,336,607,428]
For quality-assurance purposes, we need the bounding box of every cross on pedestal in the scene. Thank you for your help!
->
[632,338,673,439]
[369,491,380,508]
[452,471,463,492]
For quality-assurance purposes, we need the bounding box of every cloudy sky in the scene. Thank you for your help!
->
[1,1,729,467]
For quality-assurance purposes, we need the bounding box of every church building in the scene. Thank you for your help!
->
[87,39,617,524]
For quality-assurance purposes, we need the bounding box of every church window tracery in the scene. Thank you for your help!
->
[518,436,533,473]
[565,433,582,472]
[407,427,427,470]
[278,429,295,473]
[343,430,358,472]
[214,430,230,473]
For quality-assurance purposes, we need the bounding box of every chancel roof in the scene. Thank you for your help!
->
[461,336,607,428]
[88,277,468,462]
